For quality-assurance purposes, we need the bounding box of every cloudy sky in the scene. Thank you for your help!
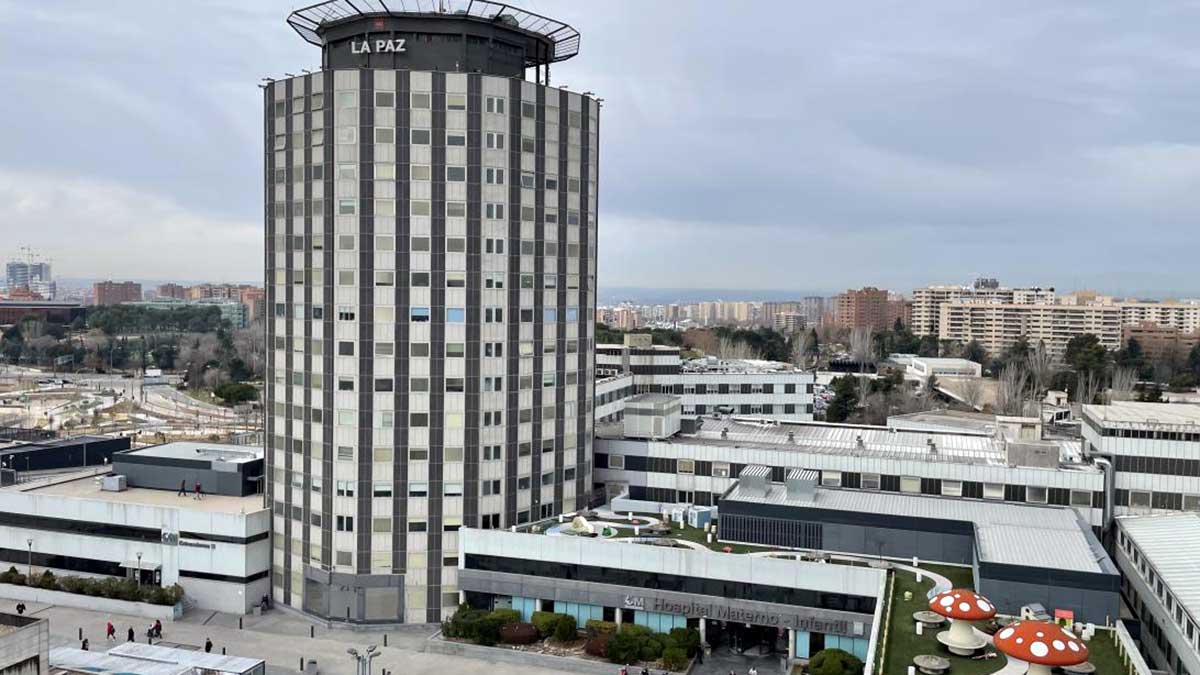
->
[1,1,1198,297]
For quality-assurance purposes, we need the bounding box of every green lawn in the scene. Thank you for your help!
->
[879,566,1008,675]
[1083,629,1129,674]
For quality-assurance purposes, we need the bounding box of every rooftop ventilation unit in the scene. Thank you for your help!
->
[785,468,818,502]
[738,465,771,497]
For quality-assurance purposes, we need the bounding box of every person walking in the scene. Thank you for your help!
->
[127,627,134,642]
[106,621,115,641]
[178,479,187,497]
[193,482,202,500]
[81,638,89,651]
[205,638,213,653]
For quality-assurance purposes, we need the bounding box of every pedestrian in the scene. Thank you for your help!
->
[194,482,202,500]
[619,666,627,675]
[205,638,213,653]
[641,668,649,675]
[81,638,89,651]
[153,619,163,638]
[106,621,115,641]
[127,627,134,642]
[14,603,24,615]
[178,479,187,497]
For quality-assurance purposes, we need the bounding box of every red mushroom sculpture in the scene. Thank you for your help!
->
[929,588,995,655]
[993,620,1088,675]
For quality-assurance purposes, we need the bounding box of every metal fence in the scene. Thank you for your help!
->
[0,426,57,443]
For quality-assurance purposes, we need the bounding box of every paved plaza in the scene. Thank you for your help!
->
[16,600,583,675]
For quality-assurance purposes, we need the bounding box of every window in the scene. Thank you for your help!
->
[411,129,431,144]
[677,459,695,475]
[1185,495,1200,512]
[373,482,393,498]
[410,343,430,357]
[1070,490,1092,507]
[447,237,466,253]
[899,476,921,494]
[446,308,465,323]
[522,101,536,118]
[336,516,354,532]
[312,92,325,110]
[337,341,354,356]
[521,136,536,153]
[375,271,394,286]
[411,164,431,181]
[337,377,354,391]
[447,202,466,218]
[545,176,558,190]
[446,272,466,288]
[446,166,466,182]
[411,236,431,252]
[374,91,394,108]
[336,480,354,497]
[485,203,505,219]
[411,272,430,287]
[608,455,625,469]
[821,471,842,488]
[485,167,504,185]
[1130,490,1152,509]
[411,200,431,216]
[446,93,466,111]
[983,483,1004,500]
[411,92,431,109]
[446,133,466,147]
[1026,486,1048,504]
[410,307,430,322]
[338,199,356,215]
[374,127,395,144]
[446,343,465,358]
[941,480,962,497]
[337,270,355,285]
[485,96,506,114]
[520,172,536,189]
[409,482,428,497]
[861,473,881,490]
[485,132,504,150]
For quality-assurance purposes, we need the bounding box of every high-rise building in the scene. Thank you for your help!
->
[265,1,597,624]
[938,301,1120,358]
[834,287,907,331]
[910,280,1056,337]
[92,280,142,306]
[156,283,188,300]
[5,260,54,300]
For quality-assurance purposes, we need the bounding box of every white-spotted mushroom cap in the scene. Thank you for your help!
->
[928,588,997,621]
[992,620,1089,666]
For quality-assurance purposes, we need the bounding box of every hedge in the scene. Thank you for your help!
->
[809,648,864,675]
[0,568,183,606]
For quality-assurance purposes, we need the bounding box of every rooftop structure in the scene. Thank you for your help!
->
[16,471,263,515]
[52,643,264,675]
[1082,400,1200,429]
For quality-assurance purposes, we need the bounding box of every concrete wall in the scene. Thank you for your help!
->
[977,574,1119,627]
[0,585,180,621]
[181,576,271,615]
[0,614,48,675]
[426,635,617,675]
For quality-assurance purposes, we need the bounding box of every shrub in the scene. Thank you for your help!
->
[474,616,505,646]
[33,570,57,590]
[499,622,540,645]
[667,627,701,656]
[531,611,564,637]
[585,619,617,637]
[638,636,665,661]
[606,630,645,664]
[553,614,578,642]
[0,566,22,585]
[619,623,652,638]
[489,608,522,626]
[584,634,611,658]
[808,648,864,675]
[661,646,689,672]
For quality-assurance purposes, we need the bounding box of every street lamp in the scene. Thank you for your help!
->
[136,552,143,587]
[345,645,379,675]
[25,538,33,578]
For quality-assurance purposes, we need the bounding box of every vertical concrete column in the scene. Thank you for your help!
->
[615,608,623,627]
[788,628,796,661]
[700,618,707,644]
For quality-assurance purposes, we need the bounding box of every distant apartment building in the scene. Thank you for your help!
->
[1118,301,1200,334]
[92,280,142,306]
[938,301,1121,358]
[1123,322,1200,363]
[773,312,806,334]
[4,260,55,300]
[761,301,803,328]
[240,286,266,323]
[800,296,827,322]
[835,287,909,331]
[910,280,1056,337]
[612,306,640,330]
[156,282,188,300]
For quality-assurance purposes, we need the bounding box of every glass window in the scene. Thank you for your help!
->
[410,307,431,322]
[1026,486,1048,504]
[941,480,962,497]
[446,93,466,111]
[1070,490,1092,507]
[821,471,842,488]
[411,164,431,181]
[446,133,466,146]
[861,473,881,490]
[411,92,431,109]
[983,483,1005,500]
[899,476,921,494]
[374,91,395,108]
[411,236,430,251]
[446,166,466,182]
[375,127,395,144]
[411,200,431,216]
[411,129,431,144]
[447,308,466,323]
[447,202,466,218]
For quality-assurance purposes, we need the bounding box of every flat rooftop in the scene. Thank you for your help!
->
[1117,513,1200,622]
[125,441,263,464]
[724,483,1112,574]
[52,643,263,675]
[13,470,265,515]
[1083,401,1200,427]
[603,416,1009,465]
[888,410,1000,434]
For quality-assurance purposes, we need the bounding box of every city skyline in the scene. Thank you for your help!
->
[2,1,1198,295]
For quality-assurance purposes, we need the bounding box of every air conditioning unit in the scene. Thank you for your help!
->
[101,475,127,492]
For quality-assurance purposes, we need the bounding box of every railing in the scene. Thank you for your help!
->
[1113,621,1153,675]
[865,570,892,675]
[0,426,57,443]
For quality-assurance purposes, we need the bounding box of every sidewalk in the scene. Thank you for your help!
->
[24,601,575,675]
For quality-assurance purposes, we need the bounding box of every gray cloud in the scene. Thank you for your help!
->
[1,1,1197,295]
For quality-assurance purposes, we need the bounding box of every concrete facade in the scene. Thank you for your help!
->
[0,613,47,675]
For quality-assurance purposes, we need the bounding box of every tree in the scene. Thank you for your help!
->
[790,330,813,368]
[824,376,859,423]
[1064,334,1109,380]
[996,364,1029,416]
[1189,343,1200,376]
[1116,338,1145,371]
[963,340,989,366]
[1109,367,1137,403]
[1024,340,1057,398]
[960,377,985,410]
[917,335,940,357]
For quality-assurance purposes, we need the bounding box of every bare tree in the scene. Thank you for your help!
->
[790,330,813,368]
[850,328,873,368]
[996,364,1029,416]
[1025,340,1057,398]
[856,375,872,411]
[717,336,758,361]
[1075,371,1101,406]
[960,377,985,410]
[1108,367,1137,403]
